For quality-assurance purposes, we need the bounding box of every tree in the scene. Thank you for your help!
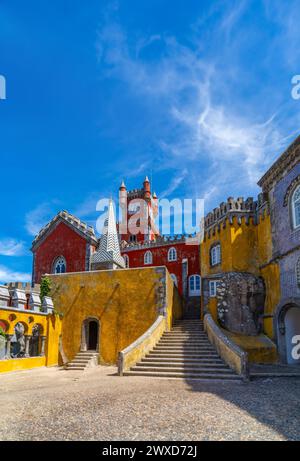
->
[40,276,52,300]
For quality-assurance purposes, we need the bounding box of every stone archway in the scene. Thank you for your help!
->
[275,299,300,365]
[80,318,100,352]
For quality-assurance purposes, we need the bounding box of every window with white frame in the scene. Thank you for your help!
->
[123,254,129,268]
[210,244,221,266]
[144,250,153,265]
[209,280,219,297]
[189,275,201,296]
[292,185,300,229]
[170,274,178,287]
[168,247,177,262]
[296,257,300,287]
[53,256,66,274]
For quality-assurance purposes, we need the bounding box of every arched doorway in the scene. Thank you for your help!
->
[285,307,300,365]
[276,300,300,365]
[81,318,100,352]
[88,321,98,351]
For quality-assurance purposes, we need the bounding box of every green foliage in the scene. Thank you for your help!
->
[40,276,52,299]
[0,327,5,338]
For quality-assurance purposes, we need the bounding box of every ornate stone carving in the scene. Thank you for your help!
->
[217,272,265,336]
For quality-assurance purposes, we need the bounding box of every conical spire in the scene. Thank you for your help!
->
[91,200,125,270]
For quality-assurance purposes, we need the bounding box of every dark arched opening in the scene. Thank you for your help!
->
[88,321,98,351]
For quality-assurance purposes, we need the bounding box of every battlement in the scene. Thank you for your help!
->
[121,233,195,251]
[0,282,54,313]
[31,210,97,249]
[204,194,270,236]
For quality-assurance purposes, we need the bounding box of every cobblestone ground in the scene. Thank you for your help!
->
[0,366,300,441]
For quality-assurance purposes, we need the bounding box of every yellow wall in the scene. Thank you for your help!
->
[49,267,182,365]
[0,309,61,373]
[201,216,263,278]
[260,263,281,338]
[200,210,281,362]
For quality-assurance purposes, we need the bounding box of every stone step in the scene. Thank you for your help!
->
[153,346,216,352]
[131,365,235,374]
[142,357,224,364]
[124,370,241,380]
[161,335,207,339]
[159,338,209,344]
[148,351,220,358]
[137,361,229,369]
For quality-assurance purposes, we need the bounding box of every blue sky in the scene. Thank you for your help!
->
[0,0,300,283]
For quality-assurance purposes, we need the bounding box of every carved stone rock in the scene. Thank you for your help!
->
[217,272,265,336]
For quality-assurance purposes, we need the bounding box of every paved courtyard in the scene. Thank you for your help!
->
[0,366,300,441]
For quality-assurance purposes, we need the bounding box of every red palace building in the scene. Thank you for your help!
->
[31,177,201,317]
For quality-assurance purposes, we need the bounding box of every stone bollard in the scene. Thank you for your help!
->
[10,288,27,310]
[0,285,10,307]
[42,296,54,314]
[29,292,42,312]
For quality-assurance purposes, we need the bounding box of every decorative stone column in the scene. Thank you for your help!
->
[5,335,13,359]
[24,335,31,358]
[40,336,46,356]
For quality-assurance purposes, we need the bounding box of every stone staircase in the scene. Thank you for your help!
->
[66,351,99,371]
[124,319,241,381]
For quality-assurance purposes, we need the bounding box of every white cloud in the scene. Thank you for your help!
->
[160,169,188,198]
[0,239,26,256]
[0,265,31,284]
[96,4,300,209]
[25,203,54,236]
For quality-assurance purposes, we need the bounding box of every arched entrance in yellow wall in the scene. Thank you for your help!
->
[80,318,100,352]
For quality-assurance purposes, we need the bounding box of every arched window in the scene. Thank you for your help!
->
[210,244,221,266]
[168,247,177,262]
[296,258,300,287]
[144,250,153,265]
[292,185,300,229]
[189,275,201,296]
[53,256,66,274]
[170,274,178,287]
[123,254,129,268]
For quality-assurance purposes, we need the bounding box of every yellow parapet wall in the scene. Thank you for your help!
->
[118,315,167,375]
[204,313,249,379]
[49,266,182,365]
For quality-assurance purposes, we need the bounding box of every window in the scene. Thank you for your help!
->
[209,280,219,297]
[168,247,177,262]
[144,250,153,265]
[123,254,129,268]
[292,185,300,229]
[129,235,137,243]
[54,256,66,274]
[210,244,221,266]
[189,275,201,296]
[296,258,300,287]
[170,274,178,287]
